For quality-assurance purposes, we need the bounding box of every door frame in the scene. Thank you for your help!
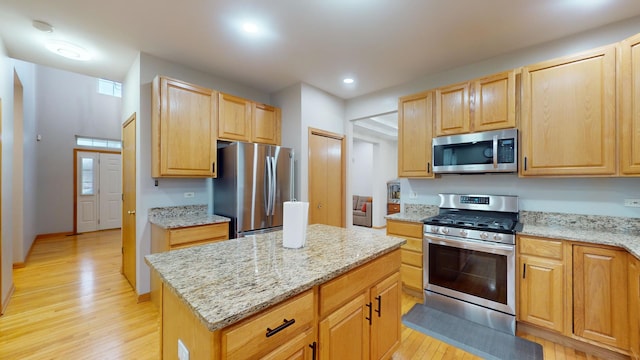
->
[72,148,121,234]
[121,113,137,292]
[308,127,346,227]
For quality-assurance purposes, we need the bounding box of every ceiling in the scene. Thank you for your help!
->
[1,1,640,99]
[353,113,398,141]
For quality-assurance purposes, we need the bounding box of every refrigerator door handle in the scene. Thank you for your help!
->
[266,156,273,216]
[271,156,277,216]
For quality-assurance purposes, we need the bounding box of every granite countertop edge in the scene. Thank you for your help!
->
[386,208,640,259]
[145,224,406,332]
[147,204,230,229]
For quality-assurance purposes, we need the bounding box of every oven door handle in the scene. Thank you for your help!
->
[426,235,514,255]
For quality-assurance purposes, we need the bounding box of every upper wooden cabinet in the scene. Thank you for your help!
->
[435,82,470,136]
[620,33,640,175]
[252,103,281,145]
[218,92,252,142]
[472,70,517,132]
[434,70,517,137]
[520,46,617,176]
[398,91,434,178]
[218,93,282,145]
[152,76,217,178]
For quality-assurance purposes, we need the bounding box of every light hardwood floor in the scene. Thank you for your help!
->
[0,229,606,359]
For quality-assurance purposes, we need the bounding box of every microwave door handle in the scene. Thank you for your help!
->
[492,135,498,169]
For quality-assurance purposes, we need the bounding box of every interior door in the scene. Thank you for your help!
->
[122,114,136,290]
[99,153,122,230]
[77,151,99,233]
[308,129,344,227]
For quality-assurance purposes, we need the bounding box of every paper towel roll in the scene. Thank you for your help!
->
[282,201,309,248]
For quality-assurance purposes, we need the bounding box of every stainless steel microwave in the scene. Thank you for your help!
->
[432,129,517,174]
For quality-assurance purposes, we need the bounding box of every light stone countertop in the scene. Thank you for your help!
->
[385,205,640,259]
[148,205,230,229]
[144,224,406,332]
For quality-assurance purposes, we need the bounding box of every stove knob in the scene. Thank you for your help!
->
[459,229,468,237]
[431,226,439,234]
[493,233,502,241]
[480,232,489,240]
[441,228,449,235]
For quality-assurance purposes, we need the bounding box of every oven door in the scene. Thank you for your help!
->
[424,234,515,315]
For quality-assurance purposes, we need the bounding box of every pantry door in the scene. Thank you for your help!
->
[75,150,122,233]
[308,128,345,227]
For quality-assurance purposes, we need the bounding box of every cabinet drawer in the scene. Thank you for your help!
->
[518,235,563,260]
[401,249,422,267]
[387,220,423,238]
[222,289,314,359]
[168,223,228,246]
[401,264,423,291]
[320,250,401,318]
[401,237,422,253]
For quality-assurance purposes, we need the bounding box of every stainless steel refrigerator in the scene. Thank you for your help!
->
[213,142,294,238]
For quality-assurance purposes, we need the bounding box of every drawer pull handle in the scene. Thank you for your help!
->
[266,318,296,338]
[366,302,372,325]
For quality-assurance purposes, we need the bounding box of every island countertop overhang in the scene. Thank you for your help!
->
[144,224,406,332]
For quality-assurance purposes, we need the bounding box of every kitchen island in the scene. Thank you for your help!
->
[145,224,405,359]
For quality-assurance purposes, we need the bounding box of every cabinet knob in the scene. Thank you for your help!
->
[127,210,136,215]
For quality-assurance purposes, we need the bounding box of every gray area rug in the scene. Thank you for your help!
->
[402,304,543,360]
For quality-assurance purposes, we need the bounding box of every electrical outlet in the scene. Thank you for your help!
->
[624,199,640,207]
[410,192,418,199]
[178,339,189,360]
[184,192,195,198]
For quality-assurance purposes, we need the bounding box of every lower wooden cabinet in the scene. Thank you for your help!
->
[319,250,401,360]
[387,203,400,215]
[573,245,629,350]
[517,236,565,333]
[387,220,423,296]
[629,254,640,360]
[518,236,636,356]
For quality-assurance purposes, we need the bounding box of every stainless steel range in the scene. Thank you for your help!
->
[422,193,522,335]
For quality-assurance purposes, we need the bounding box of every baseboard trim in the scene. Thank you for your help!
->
[402,285,424,300]
[12,263,25,269]
[1,284,15,315]
[517,322,630,360]
[35,231,75,240]
[137,292,151,303]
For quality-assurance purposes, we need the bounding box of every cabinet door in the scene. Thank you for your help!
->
[319,292,369,360]
[253,103,281,145]
[262,329,315,360]
[398,91,434,178]
[152,76,217,177]
[620,33,640,175]
[518,255,564,333]
[218,92,252,142]
[370,273,401,360]
[573,245,629,349]
[629,255,640,360]
[435,82,470,136]
[521,46,616,176]
[472,70,517,132]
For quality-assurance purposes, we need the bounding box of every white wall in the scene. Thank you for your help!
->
[351,140,373,196]
[131,52,273,295]
[346,16,640,219]
[0,36,14,309]
[271,83,302,200]
[11,60,37,263]
[35,65,122,235]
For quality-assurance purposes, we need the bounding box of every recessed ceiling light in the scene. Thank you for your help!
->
[32,20,54,33]
[242,22,260,34]
[45,40,91,61]
[343,78,355,84]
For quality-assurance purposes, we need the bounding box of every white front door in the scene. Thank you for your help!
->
[98,153,122,230]
[77,152,99,233]
[76,151,122,233]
